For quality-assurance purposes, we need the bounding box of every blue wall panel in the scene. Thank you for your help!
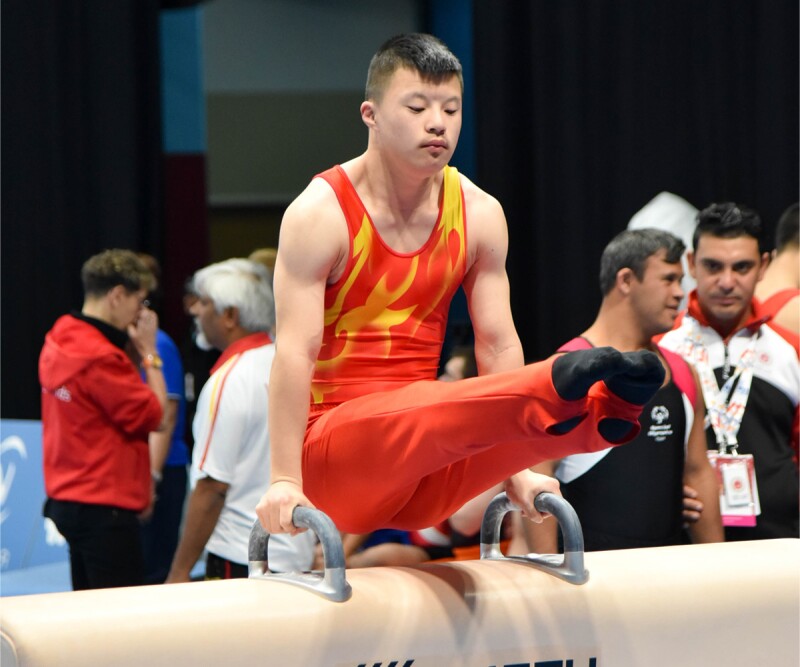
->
[0,420,68,572]
[161,7,206,154]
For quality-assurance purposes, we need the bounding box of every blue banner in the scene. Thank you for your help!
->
[0,420,68,571]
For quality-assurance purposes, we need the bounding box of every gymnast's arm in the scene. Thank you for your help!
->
[460,181,524,376]
[460,179,561,521]
[166,476,229,583]
[684,368,724,543]
[255,181,347,536]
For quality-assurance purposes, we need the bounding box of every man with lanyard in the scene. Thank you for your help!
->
[659,202,799,540]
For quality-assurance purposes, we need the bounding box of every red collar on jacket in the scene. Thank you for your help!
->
[210,332,272,375]
[684,290,770,336]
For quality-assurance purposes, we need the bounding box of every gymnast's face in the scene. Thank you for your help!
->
[629,250,685,337]
[688,234,767,335]
[361,67,462,173]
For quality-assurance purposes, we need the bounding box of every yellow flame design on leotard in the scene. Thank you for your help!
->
[311,166,466,405]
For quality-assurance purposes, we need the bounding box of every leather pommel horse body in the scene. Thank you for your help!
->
[2,494,797,667]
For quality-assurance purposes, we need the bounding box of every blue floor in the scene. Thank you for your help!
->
[0,561,72,597]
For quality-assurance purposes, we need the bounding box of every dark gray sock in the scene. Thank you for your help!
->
[603,350,665,406]
[551,347,627,401]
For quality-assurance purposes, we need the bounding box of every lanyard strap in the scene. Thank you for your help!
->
[680,317,760,454]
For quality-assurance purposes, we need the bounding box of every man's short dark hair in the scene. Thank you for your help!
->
[365,33,463,101]
[774,203,799,252]
[692,202,763,252]
[599,228,685,295]
[81,249,155,298]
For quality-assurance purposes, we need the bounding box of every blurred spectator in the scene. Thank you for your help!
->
[136,253,189,584]
[180,276,220,457]
[660,202,799,541]
[755,203,799,335]
[167,259,315,582]
[40,249,166,589]
[629,191,698,308]
[248,247,277,288]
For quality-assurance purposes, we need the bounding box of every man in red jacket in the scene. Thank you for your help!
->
[39,249,166,589]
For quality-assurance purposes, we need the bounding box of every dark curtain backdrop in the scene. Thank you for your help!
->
[2,1,162,418]
[473,1,799,361]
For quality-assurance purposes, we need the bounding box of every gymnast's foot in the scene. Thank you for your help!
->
[548,347,665,439]
[552,347,664,403]
[603,349,666,405]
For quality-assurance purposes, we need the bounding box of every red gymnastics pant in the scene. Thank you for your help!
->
[301,354,645,534]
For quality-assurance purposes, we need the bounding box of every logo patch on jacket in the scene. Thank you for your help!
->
[54,386,72,402]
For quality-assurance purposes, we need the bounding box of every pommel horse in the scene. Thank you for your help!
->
[2,493,798,666]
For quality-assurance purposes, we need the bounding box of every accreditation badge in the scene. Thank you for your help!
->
[707,451,761,527]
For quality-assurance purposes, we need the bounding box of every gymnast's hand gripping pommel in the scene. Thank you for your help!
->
[248,491,589,603]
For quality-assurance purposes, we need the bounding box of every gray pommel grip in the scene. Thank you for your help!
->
[248,505,352,602]
[479,491,589,585]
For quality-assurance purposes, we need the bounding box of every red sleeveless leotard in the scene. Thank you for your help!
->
[311,164,467,407]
